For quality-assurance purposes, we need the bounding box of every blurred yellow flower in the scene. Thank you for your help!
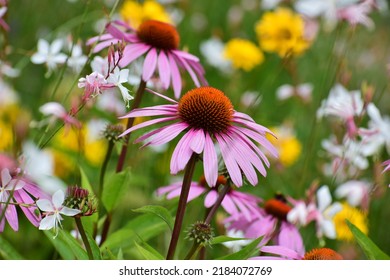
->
[120,0,173,29]
[49,149,76,178]
[267,124,302,166]
[255,8,311,57]
[223,38,264,71]
[333,203,368,242]
[0,120,13,151]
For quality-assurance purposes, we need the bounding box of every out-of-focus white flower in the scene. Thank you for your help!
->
[67,44,87,73]
[31,39,67,74]
[335,180,371,208]
[276,83,313,102]
[36,189,80,238]
[287,200,317,226]
[200,37,232,75]
[96,93,126,116]
[261,0,283,10]
[337,0,376,30]
[106,68,133,107]
[223,229,252,253]
[0,78,19,106]
[39,102,81,130]
[0,61,20,78]
[91,56,109,77]
[240,91,262,109]
[86,119,107,142]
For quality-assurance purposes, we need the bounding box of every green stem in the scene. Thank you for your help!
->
[166,153,198,260]
[204,182,231,225]
[75,217,94,260]
[185,242,203,260]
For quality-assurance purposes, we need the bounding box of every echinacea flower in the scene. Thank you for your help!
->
[31,39,67,74]
[36,189,80,237]
[88,19,207,98]
[251,246,343,260]
[120,86,278,187]
[0,168,44,232]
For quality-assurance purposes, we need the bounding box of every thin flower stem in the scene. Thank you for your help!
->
[185,242,202,260]
[166,153,198,260]
[204,182,231,225]
[116,79,147,172]
[199,208,211,260]
[75,217,94,260]
[99,212,112,247]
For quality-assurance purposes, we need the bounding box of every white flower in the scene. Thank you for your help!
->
[67,44,87,73]
[287,201,317,226]
[31,39,67,74]
[335,180,371,207]
[261,0,283,10]
[106,68,133,107]
[240,91,262,109]
[315,186,342,239]
[0,78,19,105]
[91,56,109,76]
[199,37,232,74]
[96,93,126,116]
[276,83,313,102]
[36,190,80,238]
[223,229,251,253]
[0,60,20,78]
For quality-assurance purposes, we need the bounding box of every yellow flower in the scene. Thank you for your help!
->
[0,120,13,152]
[223,38,264,71]
[49,149,76,178]
[255,8,311,57]
[120,0,172,29]
[267,124,302,166]
[333,203,368,242]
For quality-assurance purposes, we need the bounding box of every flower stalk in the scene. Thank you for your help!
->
[75,216,94,260]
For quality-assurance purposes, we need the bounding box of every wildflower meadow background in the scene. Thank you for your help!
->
[1,0,390,261]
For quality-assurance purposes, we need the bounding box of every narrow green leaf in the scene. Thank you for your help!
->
[134,241,165,260]
[85,230,102,260]
[216,237,262,260]
[0,236,23,259]
[210,235,249,245]
[79,166,94,195]
[132,205,174,232]
[44,230,88,260]
[102,169,131,212]
[346,220,390,260]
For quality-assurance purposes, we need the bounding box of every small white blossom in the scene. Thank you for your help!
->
[31,39,67,75]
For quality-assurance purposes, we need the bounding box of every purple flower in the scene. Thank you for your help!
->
[0,168,44,232]
[120,86,278,187]
[88,20,207,98]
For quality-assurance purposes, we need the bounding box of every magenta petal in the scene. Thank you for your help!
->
[93,39,119,53]
[230,196,252,221]
[5,204,19,231]
[174,54,200,87]
[220,194,239,215]
[168,53,182,99]
[172,50,200,62]
[145,122,188,146]
[203,133,218,187]
[120,104,178,119]
[120,116,178,138]
[106,22,128,40]
[215,134,243,187]
[156,184,180,197]
[119,43,150,67]
[142,48,158,81]
[13,191,41,227]
[188,60,207,86]
[278,222,305,257]
[204,190,218,208]
[261,245,302,260]
[189,129,205,154]
[158,51,171,89]
[170,131,194,174]
[188,185,207,202]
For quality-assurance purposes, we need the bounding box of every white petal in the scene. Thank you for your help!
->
[39,102,67,118]
[60,207,81,217]
[31,53,47,64]
[39,215,56,230]
[50,39,64,54]
[276,85,293,100]
[36,199,54,212]
[5,179,25,191]
[317,185,332,212]
[1,168,12,186]
[321,220,337,239]
[37,39,49,54]
[52,190,65,209]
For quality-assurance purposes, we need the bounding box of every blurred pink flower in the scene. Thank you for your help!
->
[88,20,207,98]
[0,168,44,232]
[120,86,278,187]
[0,6,9,31]
[335,180,371,209]
[39,102,81,131]
[383,159,390,187]
[337,0,375,30]
[78,71,115,100]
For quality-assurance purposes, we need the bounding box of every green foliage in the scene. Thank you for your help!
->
[132,205,174,232]
[216,237,263,260]
[102,169,132,212]
[0,236,24,260]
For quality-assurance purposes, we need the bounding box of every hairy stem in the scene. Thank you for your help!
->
[166,154,198,260]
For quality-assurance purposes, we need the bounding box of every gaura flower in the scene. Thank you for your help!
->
[31,39,67,74]
[0,6,9,31]
[0,168,43,232]
[255,8,311,57]
[120,86,278,187]
[335,180,371,209]
[223,38,264,71]
[36,189,80,237]
[333,202,368,242]
[39,102,81,131]
[120,0,173,29]
[88,19,207,98]
[276,83,313,102]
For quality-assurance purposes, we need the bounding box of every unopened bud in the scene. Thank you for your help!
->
[186,221,214,246]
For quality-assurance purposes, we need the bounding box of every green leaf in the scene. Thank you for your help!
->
[210,235,250,245]
[216,237,262,260]
[0,236,23,259]
[346,220,390,260]
[102,213,168,250]
[44,230,88,260]
[85,230,102,260]
[79,166,94,195]
[132,205,174,232]
[134,241,165,260]
[102,169,131,212]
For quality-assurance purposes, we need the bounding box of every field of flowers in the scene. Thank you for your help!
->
[1,0,390,260]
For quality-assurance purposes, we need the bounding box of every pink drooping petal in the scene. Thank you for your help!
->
[167,53,182,99]
[170,131,194,174]
[119,43,150,67]
[142,122,188,147]
[145,88,178,104]
[261,245,302,260]
[187,185,207,201]
[13,191,41,227]
[120,116,177,138]
[215,134,243,187]
[188,60,208,86]
[220,194,239,216]
[172,50,200,62]
[92,39,120,53]
[87,33,114,46]
[203,133,218,187]
[231,195,252,221]
[5,204,19,231]
[233,112,274,135]
[119,104,178,118]
[278,222,305,257]
[142,48,158,81]
[189,129,205,154]
[105,22,129,41]
[156,184,180,197]
[158,51,171,89]
[204,190,218,208]
[110,19,135,31]
[174,54,200,87]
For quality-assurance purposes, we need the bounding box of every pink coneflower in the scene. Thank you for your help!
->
[0,168,44,231]
[88,20,207,98]
[157,175,262,219]
[250,246,343,260]
[120,86,278,187]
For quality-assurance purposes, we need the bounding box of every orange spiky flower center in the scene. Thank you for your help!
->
[199,175,227,187]
[264,198,291,221]
[303,248,343,260]
[178,87,234,134]
[137,20,180,50]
